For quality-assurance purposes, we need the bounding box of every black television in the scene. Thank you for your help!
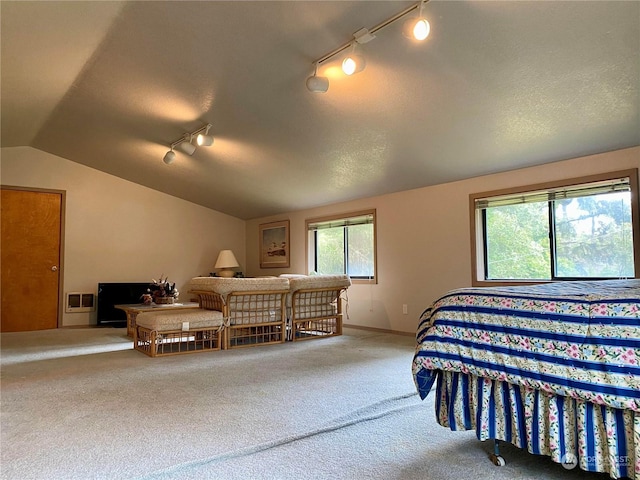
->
[97,282,150,327]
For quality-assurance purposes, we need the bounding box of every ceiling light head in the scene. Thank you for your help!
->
[306,64,329,92]
[342,44,366,76]
[403,17,430,40]
[178,134,196,155]
[196,124,214,146]
[403,2,430,41]
[342,54,366,76]
[163,150,176,164]
[197,134,214,146]
[306,74,329,93]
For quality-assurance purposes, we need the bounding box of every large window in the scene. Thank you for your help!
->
[306,210,376,282]
[470,170,639,285]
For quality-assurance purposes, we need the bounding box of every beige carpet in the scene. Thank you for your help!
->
[1,327,609,480]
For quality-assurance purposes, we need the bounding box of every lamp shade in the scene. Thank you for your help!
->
[215,250,239,277]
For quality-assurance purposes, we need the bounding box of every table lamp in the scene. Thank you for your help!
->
[215,250,239,277]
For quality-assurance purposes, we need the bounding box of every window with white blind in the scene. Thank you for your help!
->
[470,169,639,285]
[306,210,376,283]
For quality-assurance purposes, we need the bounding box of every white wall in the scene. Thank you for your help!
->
[3,146,638,331]
[246,146,640,334]
[1,146,246,326]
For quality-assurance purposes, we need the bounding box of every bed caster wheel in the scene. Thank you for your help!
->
[489,454,505,466]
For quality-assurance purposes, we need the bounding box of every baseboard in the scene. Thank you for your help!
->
[61,324,126,329]
[343,323,414,337]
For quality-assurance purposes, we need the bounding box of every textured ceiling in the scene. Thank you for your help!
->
[2,1,639,220]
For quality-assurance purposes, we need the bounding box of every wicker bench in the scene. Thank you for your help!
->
[189,277,289,350]
[284,274,351,341]
[134,308,224,357]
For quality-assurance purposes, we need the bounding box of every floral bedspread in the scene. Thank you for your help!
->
[412,279,640,412]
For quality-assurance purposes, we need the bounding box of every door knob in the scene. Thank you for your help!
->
[51,266,58,272]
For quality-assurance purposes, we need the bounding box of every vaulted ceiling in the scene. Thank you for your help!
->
[2,1,638,219]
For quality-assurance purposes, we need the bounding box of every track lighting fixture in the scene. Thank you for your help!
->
[306,0,431,92]
[162,124,213,164]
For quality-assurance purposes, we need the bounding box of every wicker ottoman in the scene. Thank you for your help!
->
[134,308,224,357]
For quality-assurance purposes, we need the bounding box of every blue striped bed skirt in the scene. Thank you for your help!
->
[434,370,639,479]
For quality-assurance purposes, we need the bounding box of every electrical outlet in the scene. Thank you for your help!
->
[402,304,408,315]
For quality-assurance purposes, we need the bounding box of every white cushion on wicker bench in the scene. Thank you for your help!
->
[285,274,351,307]
[287,274,351,291]
[136,309,223,332]
[189,277,290,296]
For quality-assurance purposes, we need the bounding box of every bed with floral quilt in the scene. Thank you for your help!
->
[412,279,640,479]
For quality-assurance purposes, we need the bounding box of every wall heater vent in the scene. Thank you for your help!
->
[65,292,95,313]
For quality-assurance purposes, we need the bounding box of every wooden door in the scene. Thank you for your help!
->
[1,188,63,332]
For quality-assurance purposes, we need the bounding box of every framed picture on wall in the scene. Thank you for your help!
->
[259,220,290,268]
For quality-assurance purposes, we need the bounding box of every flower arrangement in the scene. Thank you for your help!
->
[148,275,179,304]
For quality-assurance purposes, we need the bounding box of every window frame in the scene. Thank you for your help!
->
[305,209,377,284]
[469,169,640,286]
